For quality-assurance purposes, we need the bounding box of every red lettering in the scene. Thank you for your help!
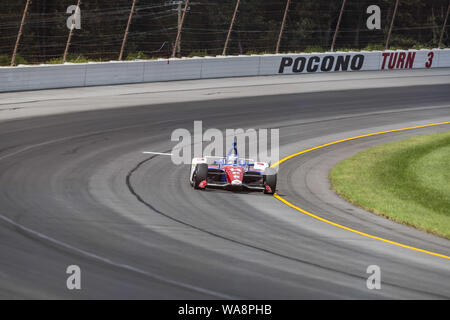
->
[388,52,398,69]
[425,52,434,68]
[396,52,406,68]
[405,52,416,69]
[381,52,390,70]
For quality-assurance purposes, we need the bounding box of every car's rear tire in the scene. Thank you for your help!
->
[263,168,277,194]
[194,163,208,189]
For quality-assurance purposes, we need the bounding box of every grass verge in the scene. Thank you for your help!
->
[329,131,450,239]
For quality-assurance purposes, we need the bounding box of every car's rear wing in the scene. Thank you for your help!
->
[205,156,256,162]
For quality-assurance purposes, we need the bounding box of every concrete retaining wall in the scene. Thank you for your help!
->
[1,49,449,92]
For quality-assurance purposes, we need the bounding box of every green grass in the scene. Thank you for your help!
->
[126,51,150,60]
[46,54,92,64]
[0,54,28,66]
[188,50,209,57]
[330,131,450,239]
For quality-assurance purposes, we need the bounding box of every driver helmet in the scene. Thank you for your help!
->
[227,154,238,164]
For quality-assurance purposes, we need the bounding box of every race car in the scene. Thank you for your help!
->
[189,142,277,194]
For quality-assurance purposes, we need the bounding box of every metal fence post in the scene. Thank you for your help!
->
[63,0,81,63]
[119,0,137,60]
[223,0,240,56]
[331,0,347,52]
[385,0,400,50]
[438,3,450,48]
[11,0,31,66]
[276,0,291,54]
[172,0,189,58]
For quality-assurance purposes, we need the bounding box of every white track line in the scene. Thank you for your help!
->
[142,151,173,156]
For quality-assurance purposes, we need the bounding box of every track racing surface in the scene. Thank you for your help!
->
[0,70,449,299]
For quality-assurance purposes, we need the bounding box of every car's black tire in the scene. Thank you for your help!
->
[193,163,208,189]
[263,168,277,194]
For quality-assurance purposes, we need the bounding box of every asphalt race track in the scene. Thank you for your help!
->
[0,71,449,299]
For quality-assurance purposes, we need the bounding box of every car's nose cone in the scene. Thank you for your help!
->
[231,180,242,186]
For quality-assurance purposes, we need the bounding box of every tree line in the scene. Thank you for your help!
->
[0,0,448,65]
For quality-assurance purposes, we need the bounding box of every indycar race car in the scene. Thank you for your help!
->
[189,142,277,194]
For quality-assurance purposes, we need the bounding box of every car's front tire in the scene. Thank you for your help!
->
[263,168,277,194]
[193,163,208,189]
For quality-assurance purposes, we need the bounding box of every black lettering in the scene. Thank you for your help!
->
[293,57,306,73]
[279,57,293,73]
[350,54,364,70]
[307,56,320,72]
[335,55,351,71]
[321,56,334,72]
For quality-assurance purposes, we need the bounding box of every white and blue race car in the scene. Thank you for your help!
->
[189,142,277,194]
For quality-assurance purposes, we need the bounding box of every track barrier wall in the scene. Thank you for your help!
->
[1,49,449,92]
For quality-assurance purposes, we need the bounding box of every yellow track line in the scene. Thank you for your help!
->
[271,121,450,260]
